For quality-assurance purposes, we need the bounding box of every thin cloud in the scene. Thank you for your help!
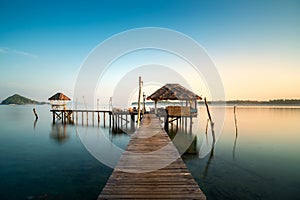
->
[0,47,38,59]
[12,50,38,59]
[0,47,8,53]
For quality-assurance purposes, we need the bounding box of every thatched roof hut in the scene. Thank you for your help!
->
[147,84,201,116]
[48,93,71,110]
[48,93,71,101]
[147,84,202,101]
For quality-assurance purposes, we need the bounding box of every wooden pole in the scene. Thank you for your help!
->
[189,116,192,134]
[142,92,146,115]
[92,112,94,126]
[75,98,78,123]
[97,99,100,125]
[33,108,38,120]
[109,112,111,128]
[137,76,142,127]
[82,111,84,125]
[204,97,216,144]
[86,111,88,125]
[103,112,106,127]
[52,111,55,124]
[234,106,238,137]
[126,114,128,130]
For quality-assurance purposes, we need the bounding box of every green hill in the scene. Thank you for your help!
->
[1,94,39,105]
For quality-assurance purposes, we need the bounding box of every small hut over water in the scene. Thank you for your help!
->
[147,84,202,116]
[48,92,71,110]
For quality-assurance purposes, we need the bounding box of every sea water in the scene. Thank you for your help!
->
[0,105,299,199]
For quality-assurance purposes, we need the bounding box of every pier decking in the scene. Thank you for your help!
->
[98,114,206,199]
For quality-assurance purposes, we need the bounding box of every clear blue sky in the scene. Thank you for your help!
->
[0,0,299,101]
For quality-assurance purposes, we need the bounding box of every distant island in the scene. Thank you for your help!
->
[1,94,48,105]
[208,99,300,106]
[132,99,300,106]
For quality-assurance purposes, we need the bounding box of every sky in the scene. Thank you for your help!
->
[0,0,299,103]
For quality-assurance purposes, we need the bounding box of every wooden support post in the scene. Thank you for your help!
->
[82,112,84,125]
[126,114,128,130]
[117,114,119,129]
[137,76,142,127]
[72,111,74,123]
[92,112,94,126]
[185,117,188,133]
[190,116,193,132]
[112,113,115,129]
[109,113,111,128]
[76,111,78,124]
[204,97,215,144]
[164,116,169,132]
[131,113,135,130]
[52,111,55,124]
[86,112,88,126]
[103,112,106,127]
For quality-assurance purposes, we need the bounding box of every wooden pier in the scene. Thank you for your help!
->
[98,114,206,199]
[50,109,139,130]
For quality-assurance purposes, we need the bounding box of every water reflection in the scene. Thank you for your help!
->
[203,145,214,179]
[50,123,69,143]
[33,118,38,130]
[167,118,198,155]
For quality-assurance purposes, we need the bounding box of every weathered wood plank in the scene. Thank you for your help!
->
[98,114,206,200]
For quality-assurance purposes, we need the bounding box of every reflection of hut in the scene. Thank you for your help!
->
[147,84,202,116]
[50,123,69,143]
[48,92,71,110]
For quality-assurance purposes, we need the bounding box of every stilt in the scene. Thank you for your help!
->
[76,111,78,124]
[104,112,106,127]
[109,113,111,128]
[126,114,128,130]
[86,112,88,126]
[52,111,55,124]
[189,116,193,133]
[82,112,84,125]
[92,112,94,126]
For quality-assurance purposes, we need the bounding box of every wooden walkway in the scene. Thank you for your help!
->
[98,114,206,199]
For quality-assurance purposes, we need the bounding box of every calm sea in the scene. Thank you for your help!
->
[0,105,299,199]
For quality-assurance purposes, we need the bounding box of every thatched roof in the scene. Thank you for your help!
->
[147,84,202,101]
[48,93,71,101]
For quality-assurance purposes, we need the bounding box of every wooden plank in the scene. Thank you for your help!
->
[98,114,206,200]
